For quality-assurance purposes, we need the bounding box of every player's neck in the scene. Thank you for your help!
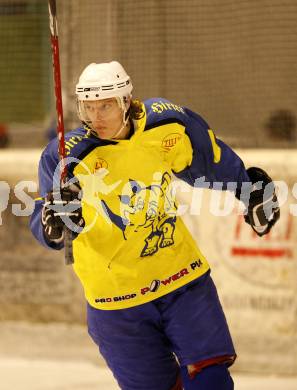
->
[114,120,131,140]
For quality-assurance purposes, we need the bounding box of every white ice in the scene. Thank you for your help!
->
[1,358,297,390]
[0,322,296,390]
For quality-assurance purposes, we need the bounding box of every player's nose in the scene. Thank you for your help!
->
[95,109,104,120]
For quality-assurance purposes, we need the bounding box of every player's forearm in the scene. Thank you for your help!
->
[211,138,251,187]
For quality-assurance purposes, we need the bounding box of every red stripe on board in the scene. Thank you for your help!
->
[231,247,292,259]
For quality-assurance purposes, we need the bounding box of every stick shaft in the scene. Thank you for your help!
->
[48,0,66,182]
[48,0,74,265]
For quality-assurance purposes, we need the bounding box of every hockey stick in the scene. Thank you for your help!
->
[48,0,74,265]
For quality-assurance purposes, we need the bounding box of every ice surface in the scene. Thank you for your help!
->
[1,358,297,390]
[0,322,296,390]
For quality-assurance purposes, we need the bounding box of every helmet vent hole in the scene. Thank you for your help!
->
[85,94,89,98]
[117,74,120,78]
[96,94,99,97]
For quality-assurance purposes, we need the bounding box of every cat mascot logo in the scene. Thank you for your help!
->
[102,172,177,257]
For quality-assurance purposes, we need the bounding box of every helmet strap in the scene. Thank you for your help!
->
[110,96,131,139]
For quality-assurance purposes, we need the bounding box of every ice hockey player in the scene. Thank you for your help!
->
[30,61,280,390]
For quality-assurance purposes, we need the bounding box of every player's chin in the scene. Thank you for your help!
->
[95,128,109,139]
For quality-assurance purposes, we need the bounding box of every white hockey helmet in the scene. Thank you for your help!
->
[76,61,133,101]
[75,61,133,137]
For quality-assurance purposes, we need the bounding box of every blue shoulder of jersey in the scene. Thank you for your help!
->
[143,98,250,189]
[143,97,212,139]
[39,127,117,194]
[144,97,191,129]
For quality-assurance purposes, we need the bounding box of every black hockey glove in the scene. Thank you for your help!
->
[243,167,280,236]
[41,186,84,243]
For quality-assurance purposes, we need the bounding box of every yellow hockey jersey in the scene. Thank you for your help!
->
[30,98,250,310]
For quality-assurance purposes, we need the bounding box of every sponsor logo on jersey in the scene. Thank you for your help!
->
[93,158,108,172]
[150,279,161,292]
[162,133,182,151]
[140,260,203,295]
[95,293,137,304]
[151,101,185,114]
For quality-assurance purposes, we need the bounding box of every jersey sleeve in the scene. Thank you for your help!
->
[29,138,64,250]
[173,108,250,192]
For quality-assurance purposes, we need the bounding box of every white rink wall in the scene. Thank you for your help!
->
[0,149,296,375]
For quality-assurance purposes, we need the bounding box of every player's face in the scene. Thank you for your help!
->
[83,98,124,139]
